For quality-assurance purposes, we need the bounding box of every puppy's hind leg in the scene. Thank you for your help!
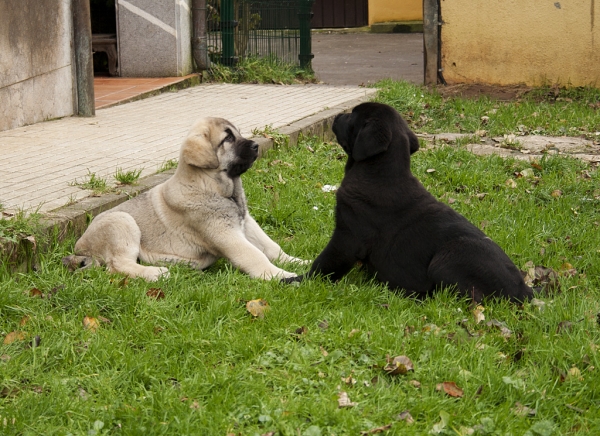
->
[74,211,169,281]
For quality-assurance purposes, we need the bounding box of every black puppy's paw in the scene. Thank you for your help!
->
[282,274,305,285]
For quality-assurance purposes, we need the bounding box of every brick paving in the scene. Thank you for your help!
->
[0,83,376,215]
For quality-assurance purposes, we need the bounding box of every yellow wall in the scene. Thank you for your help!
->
[441,0,600,87]
[369,0,423,24]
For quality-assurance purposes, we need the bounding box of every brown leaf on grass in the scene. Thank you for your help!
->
[348,328,360,338]
[512,402,536,417]
[472,305,485,324]
[25,335,41,349]
[83,316,100,332]
[551,189,562,198]
[319,346,328,357]
[437,381,464,398]
[360,423,393,434]
[0,387,20,398]
[338,391,358,408]
[146,288,165,299]
[0,354,11,362]
[522,264,560,293]
[384,356,414,375]
[486,319,512,338]
[505,178,517,189]
[342,375,357,386]
[557,320,574,333]
[395,410,414,424]
[318,319,329,330]
[19,315,30,326]
[559,263,577,277]
[190,400,200,410]
[409,380,421,388]
[3,331,27,345]
[246,299,269,318]
[29,288,43,298]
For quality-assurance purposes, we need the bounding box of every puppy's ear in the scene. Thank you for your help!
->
[408,130,420,155]
[181,129,219,169]
[352,119,392,161]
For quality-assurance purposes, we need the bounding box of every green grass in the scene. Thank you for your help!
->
[114,168,143,185]
[70,170,111,195]
[208,56,317,85]
[1,133,599,434]
[374,80,600,138]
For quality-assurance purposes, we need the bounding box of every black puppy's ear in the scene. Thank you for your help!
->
[408,130,420,155]
[352,119,392,161]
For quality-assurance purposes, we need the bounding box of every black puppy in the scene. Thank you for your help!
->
[290,102,533,303]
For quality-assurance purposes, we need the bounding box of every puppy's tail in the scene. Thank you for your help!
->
[62,255,100,272]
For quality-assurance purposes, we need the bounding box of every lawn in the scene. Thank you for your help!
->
[1,82,600,435]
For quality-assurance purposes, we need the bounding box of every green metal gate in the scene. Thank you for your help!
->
[207,0,314,68]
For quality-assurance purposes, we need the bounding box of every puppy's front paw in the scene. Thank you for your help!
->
[141,266,170,281]
[282,274,304,284]
[283,256,311,265]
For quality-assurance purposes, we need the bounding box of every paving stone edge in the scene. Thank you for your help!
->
[1,95,371,272]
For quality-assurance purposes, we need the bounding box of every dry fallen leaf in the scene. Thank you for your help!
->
[3,331,27,345]
[409,380,421,388]
[348,328,360,338]
[318,319,329,330]
[83,316,100,332]
[337,391,358,408]
[505,178,517,189]
[384,355,414,375]
[146,288,165,299]
[246,299,269,318]
[342,376,357,386]
[512,402,537,416]
[360,423,393,434]
[29,288,43,298]
[551,189,563,198]
[486,319,512,338]
[19,315,30,327]
[395,410,414,424]
[439,381,464,398]
[472,305,485,324]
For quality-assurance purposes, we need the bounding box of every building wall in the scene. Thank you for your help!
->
[441,0,600,87]
[369,0,422,24]
[117,0,193,77]
[0,0,75,132]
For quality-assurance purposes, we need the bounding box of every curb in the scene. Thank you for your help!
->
[1,95,373,272]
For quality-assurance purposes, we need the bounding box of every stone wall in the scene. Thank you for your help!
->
[0,0,76,132]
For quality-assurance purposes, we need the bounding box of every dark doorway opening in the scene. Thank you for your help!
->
[90,0,118,76]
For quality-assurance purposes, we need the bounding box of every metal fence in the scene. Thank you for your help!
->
[207,0,314,68]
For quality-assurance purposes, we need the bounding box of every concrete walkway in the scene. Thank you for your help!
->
[0,84,376,216]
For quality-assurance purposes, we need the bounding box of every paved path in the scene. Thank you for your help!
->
[0,84,376,215]
[312,33,423,86]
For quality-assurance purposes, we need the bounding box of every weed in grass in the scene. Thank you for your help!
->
[114,167,143,185]
[252,124,289,148]
[158,158,178,173]
[70,170,111,195]
[1,135,599,435]
[374,79,600,138]
[0,209,43,244]
[208,55,316,85]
